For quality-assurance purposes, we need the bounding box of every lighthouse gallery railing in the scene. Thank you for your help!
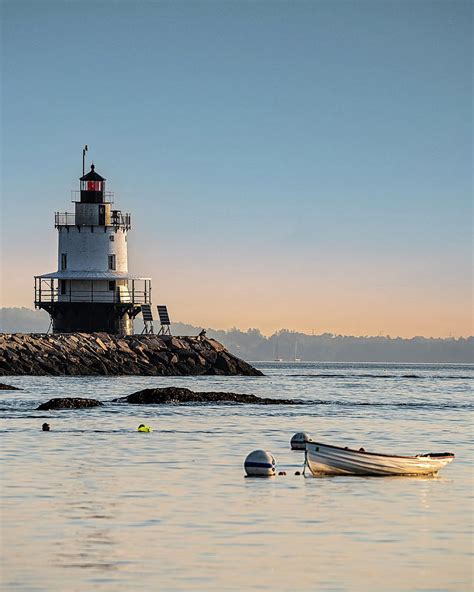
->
[55,211,131,229]
[35,278,151,305]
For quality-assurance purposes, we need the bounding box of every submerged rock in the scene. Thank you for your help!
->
[37,397,103,410]
[0,383,20,390]
[114,387,300,405]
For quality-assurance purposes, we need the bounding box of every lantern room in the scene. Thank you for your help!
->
[80,164,106,203]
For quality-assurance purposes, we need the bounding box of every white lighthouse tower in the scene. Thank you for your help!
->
[34,158,151,334]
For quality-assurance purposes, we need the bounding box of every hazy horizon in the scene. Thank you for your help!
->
[1,1,472,338]
[1,306,473,344]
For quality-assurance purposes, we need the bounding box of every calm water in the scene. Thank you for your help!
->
[1,362,472,591]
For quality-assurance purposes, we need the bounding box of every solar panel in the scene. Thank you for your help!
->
[157,305,170,325]
[141,304,154,321]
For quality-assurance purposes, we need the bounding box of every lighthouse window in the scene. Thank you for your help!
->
[108,254,116,270]
[109,235,114,242]
[60,280,66,295]
[61,253,67,270]
[108,281,115,291]
[81,180,102,192]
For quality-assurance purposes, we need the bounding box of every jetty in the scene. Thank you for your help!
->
[0,333,262,376]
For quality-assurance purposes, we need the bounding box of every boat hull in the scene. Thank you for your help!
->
[306,441,454,477]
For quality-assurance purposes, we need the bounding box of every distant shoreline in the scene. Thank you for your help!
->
[0,307,472,364]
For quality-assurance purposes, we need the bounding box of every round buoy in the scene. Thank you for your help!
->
[290,432,311,450]
[244,450,276,477]
[137,424,152,433]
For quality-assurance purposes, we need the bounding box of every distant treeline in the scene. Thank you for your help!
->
[0,307,472,363]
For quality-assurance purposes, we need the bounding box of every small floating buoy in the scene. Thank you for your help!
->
[290,432,311,450]
[137,424,152,433]
[278,471,287,476]
[42,423,50,432]
[244,450,276,477]
[295,471,301,476]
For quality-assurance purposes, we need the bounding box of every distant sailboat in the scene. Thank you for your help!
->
[293,340,301,362]
[273,339,283,362]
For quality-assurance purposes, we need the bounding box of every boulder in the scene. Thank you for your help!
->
[37,397,103,410]
[114,387,299,405]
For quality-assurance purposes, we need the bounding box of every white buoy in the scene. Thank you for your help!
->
[290,432,311,450]
[244,450,276,477]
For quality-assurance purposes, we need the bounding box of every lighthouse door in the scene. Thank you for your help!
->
[98,205,105,225]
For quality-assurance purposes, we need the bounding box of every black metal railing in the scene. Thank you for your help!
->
[54,210,131,229]
[110,211,131,230]
[35,278,152,306]
[35,288,150,305]
[55,212,76,226]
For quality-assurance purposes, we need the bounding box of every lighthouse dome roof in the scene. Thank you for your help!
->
[80,163,106,182]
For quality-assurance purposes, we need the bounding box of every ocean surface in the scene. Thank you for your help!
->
[1,362,472,592]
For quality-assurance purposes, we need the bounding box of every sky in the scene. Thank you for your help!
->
[0,0,472,337]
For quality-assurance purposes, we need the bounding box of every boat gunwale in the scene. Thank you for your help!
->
[306,441,455,460]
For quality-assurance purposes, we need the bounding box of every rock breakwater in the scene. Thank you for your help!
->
[0,333,263,376]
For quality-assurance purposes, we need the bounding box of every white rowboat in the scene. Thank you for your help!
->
[305,441,455,477]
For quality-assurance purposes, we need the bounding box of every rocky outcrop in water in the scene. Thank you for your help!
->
[37,397,103,410]
[0,383,20,390]
[0,333,262,377]
[114,387,298,405]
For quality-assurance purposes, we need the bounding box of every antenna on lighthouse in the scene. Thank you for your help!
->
[82,145,88,175]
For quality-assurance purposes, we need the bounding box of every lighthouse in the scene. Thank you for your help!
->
[34,159,152,335]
